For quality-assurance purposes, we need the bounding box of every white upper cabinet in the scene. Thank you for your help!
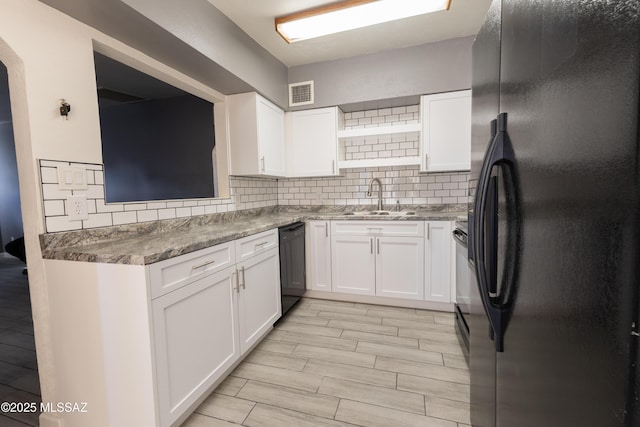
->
[287,107,339,177]
[420,90,471,172]
[227,92,286,177]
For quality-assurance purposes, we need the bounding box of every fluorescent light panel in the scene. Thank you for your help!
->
[275,0,452,43]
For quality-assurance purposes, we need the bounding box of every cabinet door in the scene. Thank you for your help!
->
[306,221,332,291]
[331,234,376,295]
[153,266,239,427]
[376,236,425,300]
[425,221,453,302]
[257,96,286,176]
[288,107,338,177]
[227,92,260,176]
[237,248,281,354]
[420,90,471,172]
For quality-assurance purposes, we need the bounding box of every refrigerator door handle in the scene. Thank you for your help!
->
[473,113,516,352]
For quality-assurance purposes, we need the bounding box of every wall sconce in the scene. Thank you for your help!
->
[59,99,71,119]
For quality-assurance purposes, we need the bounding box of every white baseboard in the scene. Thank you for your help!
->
[302,290,454,312]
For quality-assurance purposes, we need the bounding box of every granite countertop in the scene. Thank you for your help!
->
[40,206,467,266]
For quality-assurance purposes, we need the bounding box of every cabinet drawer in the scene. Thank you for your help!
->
[149,242,235,299]
[331,221,424,237]
[235,229,278,262]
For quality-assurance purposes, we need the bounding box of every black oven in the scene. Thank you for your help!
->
[453,221,470,365]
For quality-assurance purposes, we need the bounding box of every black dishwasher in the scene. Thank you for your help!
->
[278,222,306,317]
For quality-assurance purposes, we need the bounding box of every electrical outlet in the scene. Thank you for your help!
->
[67,195,88,221]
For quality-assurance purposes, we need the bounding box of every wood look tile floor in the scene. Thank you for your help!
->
[0,253,40,427]
[181,298,470,427]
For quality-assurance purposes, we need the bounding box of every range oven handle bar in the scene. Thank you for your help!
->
[452,229,468,247]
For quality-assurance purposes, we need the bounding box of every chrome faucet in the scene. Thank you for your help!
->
[366,178,384,211]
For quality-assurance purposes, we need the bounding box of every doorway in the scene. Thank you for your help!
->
[0,61,40,426]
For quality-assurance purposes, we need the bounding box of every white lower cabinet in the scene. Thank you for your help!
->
[425,221,453,302]
[323,220,453,304]
[330,221,425,299]
[151,229,281,427]
[331,234,376,295]
[153,266,239,427]
[376,236,425,300]
[306,221,332,291]
[237,248,281,354]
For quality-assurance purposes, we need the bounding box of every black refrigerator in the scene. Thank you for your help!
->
[469,1,640,426]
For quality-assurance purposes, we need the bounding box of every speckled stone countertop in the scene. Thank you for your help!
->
[40,205,467,266]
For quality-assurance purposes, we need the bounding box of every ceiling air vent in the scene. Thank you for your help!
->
[289,81,314,107]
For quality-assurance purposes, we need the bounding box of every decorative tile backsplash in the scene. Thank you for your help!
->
[277,166,468,207]
[39,160,278,233]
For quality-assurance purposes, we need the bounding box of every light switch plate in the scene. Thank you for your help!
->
[57,166,87,190]
[67,195,88,221]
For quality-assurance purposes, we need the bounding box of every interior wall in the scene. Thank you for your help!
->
[121,0,289,108]
[288,36,473,109]
[0,121,22,249]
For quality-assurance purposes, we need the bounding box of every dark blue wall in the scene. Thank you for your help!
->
[99,94,216,202]
[0,122,23,250]
[0,63,23,251]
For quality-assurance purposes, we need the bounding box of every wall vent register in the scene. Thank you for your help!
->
[289,81,314,106]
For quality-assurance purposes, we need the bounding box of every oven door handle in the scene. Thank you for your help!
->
[452,229,468,246]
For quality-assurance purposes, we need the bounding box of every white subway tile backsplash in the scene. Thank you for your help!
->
[87,199,97,215]
[191,206,205,216]
[86,185,105,199]
[174,207,191,218]
[40,167,58,184]
[137,210,158,223]
[96,199,123,213]
[124,203,147,211]
[113,211,137,225]
[278,166,468,207]
[147,202,167,210]
[43,200,65,217]
[83,213,113,229]
[39,160,278,233]
[40,160,69,168]
[42,184,72,200]
[46,216,82,233]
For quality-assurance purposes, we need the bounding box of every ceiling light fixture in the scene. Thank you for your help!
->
[275,0,452,43]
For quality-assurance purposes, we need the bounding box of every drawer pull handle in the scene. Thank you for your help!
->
[191,260,216,270]
[255,241,269,248]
